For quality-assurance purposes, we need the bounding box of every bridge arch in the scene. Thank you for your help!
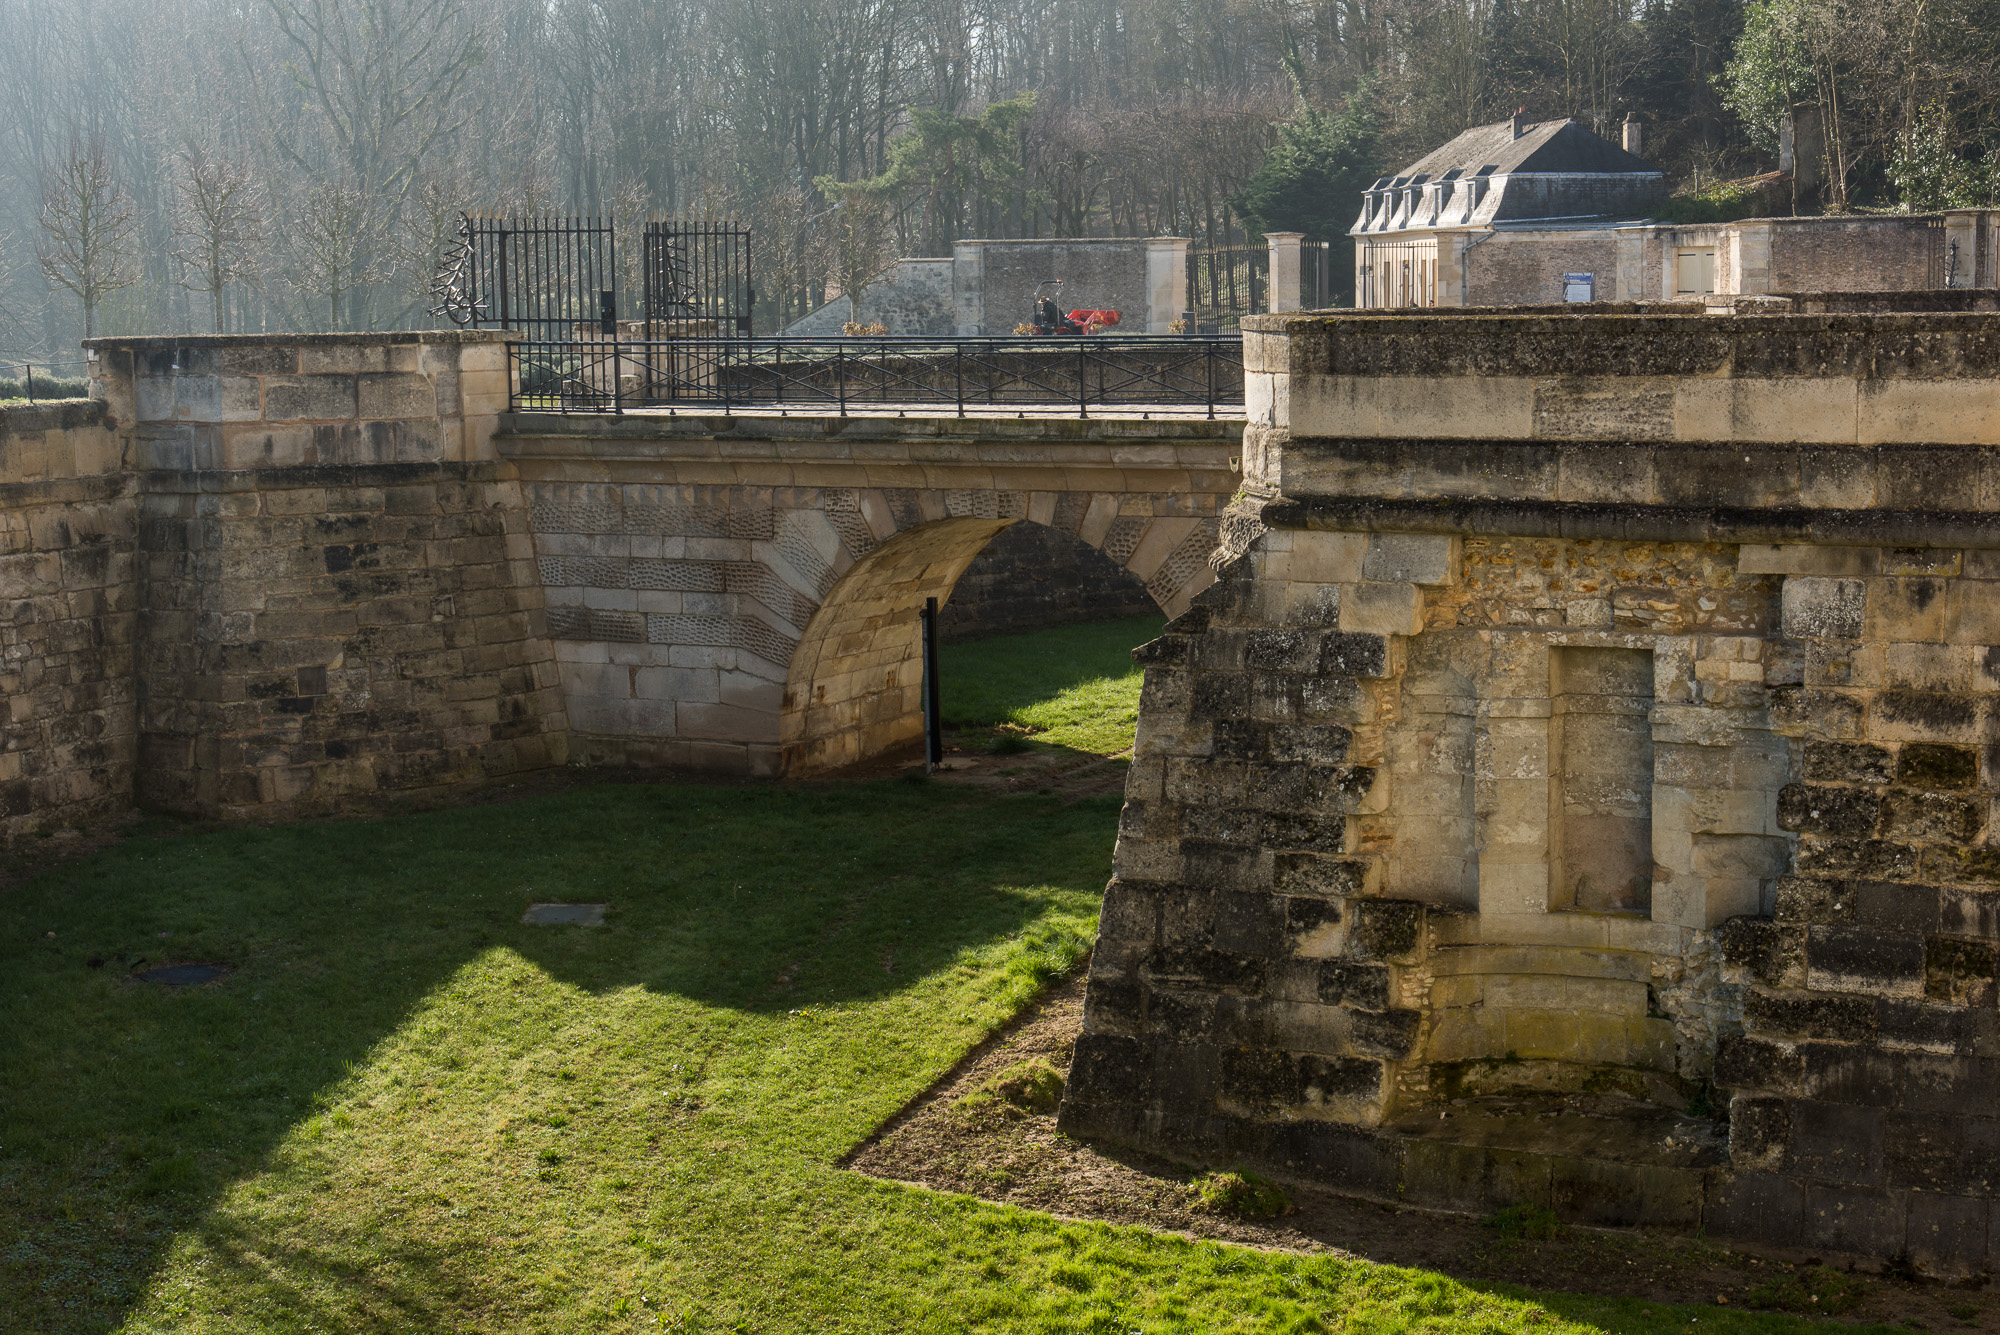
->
[779,495,1221,774]
[512,420,1238,777]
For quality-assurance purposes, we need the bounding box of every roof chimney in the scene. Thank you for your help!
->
[1511,107,1527,140]
[1623,112,1642,156]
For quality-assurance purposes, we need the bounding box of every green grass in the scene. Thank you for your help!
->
[0,618,1916,1333]
[940,614,1167,754]
[0,785,1909,1334]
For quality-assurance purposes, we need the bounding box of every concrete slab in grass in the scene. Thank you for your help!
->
[523,902,607,926]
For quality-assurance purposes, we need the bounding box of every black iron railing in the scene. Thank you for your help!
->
[507,335,1244,419]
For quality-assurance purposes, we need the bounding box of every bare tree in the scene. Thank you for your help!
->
[281,180,384,329]
[170,144,263,333]
[37,137,139,339]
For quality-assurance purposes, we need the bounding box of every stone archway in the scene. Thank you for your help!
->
[780,517,1013,775]
[778,509,1214,775]
[511,420,1238,776]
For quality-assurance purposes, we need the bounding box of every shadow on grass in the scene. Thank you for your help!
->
[0,778,1116,1332]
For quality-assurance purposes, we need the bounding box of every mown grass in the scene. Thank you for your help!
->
[939,613,1167,754]
[0,612,1912,1333]
[0,781,1909,1334]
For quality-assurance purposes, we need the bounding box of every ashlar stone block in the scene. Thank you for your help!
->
[1782,576,1866,640]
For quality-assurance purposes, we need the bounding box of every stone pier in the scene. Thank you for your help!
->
[1061,307,2000,1275]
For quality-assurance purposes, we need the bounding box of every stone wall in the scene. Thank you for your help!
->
[88,333,569,822]
[1064,307,2000,1274]
[0,400,135,840]
[1365,212,1997,309]
[1461,229,1622,305]
[1767,217,1940,293]
[939,519,1156,640]
[953,239,1188,335]
[784,259,954,336]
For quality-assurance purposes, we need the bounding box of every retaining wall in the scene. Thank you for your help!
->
[1062,308,2000,1275]
[0,401,136,840]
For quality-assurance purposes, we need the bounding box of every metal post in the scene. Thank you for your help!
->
[23,364,32,405]
[496,229,511,329]
[1206,341,1216,421]
[921,596,943,772]
[955,341,965,419]
[837,346,848,417]
[1077,341,1087,420]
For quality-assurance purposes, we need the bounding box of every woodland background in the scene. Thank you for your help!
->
[4,0,2000,355]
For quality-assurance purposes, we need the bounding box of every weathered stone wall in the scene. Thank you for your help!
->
[1767,217,1938,293]
[1461,229,1621,305]
[1372,213,1993,308]
[0,400,135,840]
[89,334,569,821]
[784,258,954,335]
[1064,307,2000,1274]
[940,519,1156,640]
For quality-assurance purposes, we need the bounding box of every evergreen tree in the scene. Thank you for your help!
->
[1233,70,1379,306]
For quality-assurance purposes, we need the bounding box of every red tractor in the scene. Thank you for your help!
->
[1029,279,1120,335]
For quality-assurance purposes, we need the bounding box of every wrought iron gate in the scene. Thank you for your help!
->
[642,220,753,333]
[430,212,752,334]
[431,212,618,335]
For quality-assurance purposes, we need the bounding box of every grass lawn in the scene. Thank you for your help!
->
[939,614,1167,754]
[0,617,1900,1334]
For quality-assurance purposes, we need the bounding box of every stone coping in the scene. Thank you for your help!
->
[83,330,517,350]
[0,399,104,429]
[1260,495,2000,550]
[1244,308,2000,380]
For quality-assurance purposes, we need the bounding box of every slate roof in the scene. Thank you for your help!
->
[1390,118,1659,181]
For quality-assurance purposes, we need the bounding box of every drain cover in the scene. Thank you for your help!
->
[522,903,606,926]
[136,963,230,986]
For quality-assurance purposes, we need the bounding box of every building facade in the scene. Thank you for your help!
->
[1354,115,2000,308]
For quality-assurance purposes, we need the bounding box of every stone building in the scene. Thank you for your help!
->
[1060,300,2000,1275]
[1354,114,2000,307]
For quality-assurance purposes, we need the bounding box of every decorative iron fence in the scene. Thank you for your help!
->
[430,212,754,333]
[431,213,617,335]
[507,335,1244,419]
[1189,245,1265,329]
[642,220,754,331]
[1300,238,1338,310]
[1187,240,1341,327]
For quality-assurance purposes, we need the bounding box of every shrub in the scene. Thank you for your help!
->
[841,320,889,336]
[986,731,1033,755]
[1190,1170,1292,1218]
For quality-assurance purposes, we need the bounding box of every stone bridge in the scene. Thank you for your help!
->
[5,332,1240,836]
[499,412,1240,774]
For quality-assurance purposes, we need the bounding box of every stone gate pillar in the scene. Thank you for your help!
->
[1264,232,1305,313]
[1144,237,1190,333]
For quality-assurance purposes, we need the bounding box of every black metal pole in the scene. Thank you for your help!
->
[921,596,943,772]
[24,364,32,405]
